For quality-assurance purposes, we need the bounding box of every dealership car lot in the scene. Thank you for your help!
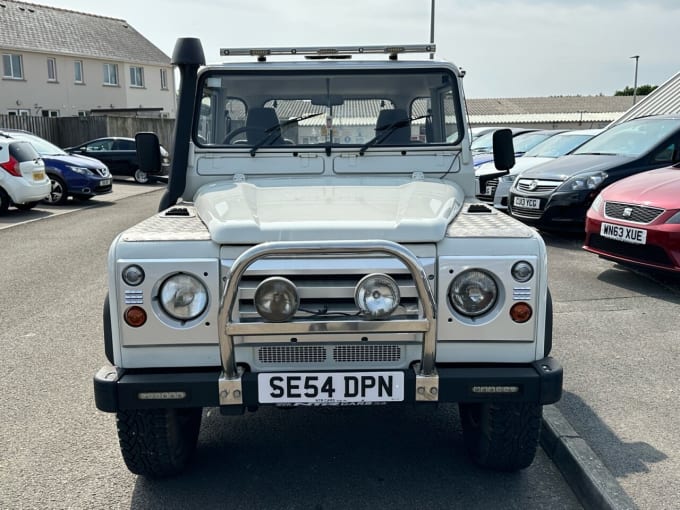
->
[508,115,680,231]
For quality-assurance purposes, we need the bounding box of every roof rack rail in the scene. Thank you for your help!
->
[220,44,436,61]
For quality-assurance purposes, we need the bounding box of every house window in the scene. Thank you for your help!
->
[41,110,59,117]
[7,109,30,116]
[130,66,144,87]
[103,63,118,85]
[47,58,57,82]
[160,68,168,90]
[74,60,83,83]
[2,53,23,79]
[77,111,88,117]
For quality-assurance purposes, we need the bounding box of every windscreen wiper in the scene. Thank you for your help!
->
[250,112,325,156]
[358,114,430,155]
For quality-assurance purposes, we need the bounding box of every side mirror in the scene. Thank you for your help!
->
[135,132,161,172]
[492,129,515,171]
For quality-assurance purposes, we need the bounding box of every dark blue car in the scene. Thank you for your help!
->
[1,130,112,204]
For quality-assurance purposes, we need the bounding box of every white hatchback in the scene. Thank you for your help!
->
[0,138,50,213]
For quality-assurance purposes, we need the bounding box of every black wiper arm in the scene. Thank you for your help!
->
[358,114,429,155]
[250,112,326,156]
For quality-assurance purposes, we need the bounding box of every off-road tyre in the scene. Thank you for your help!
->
[116,407,202,478]
[15,201,40,210]
[459,402,542,471]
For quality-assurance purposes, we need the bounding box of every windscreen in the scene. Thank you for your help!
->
[195,68,463,149]
[573,118,678,157]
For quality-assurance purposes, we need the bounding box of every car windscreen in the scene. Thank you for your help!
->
[573,118,679,157]
[524,133,594,158]
[11,133,67,156]
[512,132,557,154]
[194,67,463,148]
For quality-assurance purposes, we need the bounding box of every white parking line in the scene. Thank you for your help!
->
[0,180,165,230]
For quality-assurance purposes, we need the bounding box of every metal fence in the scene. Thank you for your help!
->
[0,115,176,153]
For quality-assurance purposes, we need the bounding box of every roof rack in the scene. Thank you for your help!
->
[220,44,436,61]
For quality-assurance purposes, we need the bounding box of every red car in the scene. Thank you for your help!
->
[583,162,680,272]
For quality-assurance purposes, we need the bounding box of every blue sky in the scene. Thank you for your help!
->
[22,0,680,98]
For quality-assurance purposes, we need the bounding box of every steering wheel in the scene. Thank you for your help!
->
[222,127,250,144]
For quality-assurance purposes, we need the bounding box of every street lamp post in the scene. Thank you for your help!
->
[630,55,640,105]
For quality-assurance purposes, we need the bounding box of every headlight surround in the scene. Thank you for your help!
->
[558,171,607,192]
[449,269,498,317]
[355,273,400,319]
[590,193,604,213]
[254,277,299,322]
[67,165,93,175]
[158,273,208,321]
[666,211,680,224]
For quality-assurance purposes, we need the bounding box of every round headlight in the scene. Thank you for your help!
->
[449,269,498,317]
[254,277,299,322]
[511,261,534,283]
[355,273,400,320]
[122,264,145,286]
[159,273,208,321]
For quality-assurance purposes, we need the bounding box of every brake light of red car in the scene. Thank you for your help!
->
[0,156,22,177]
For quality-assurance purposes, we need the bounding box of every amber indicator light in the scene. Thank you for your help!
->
[510,302,532,323]
[124,306,147,327]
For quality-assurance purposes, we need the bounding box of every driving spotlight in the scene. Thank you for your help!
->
[254,277,300,322]
[355,273,400,319]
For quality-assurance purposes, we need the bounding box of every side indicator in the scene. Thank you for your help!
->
[124,306,147,327]
[510,302,532,323]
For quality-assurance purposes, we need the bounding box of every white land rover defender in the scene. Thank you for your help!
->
[94,38,562,477]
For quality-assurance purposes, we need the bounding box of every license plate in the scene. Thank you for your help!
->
[513,196,540,209]
[600,222,647,244]
[32,171,45,181]
[258,371,404,404]
[99,179,112,186]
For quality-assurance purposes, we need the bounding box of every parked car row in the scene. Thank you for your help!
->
[0,130,170,214]
[476,115,680,273]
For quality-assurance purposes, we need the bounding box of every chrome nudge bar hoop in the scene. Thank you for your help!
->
[217,240,437,405]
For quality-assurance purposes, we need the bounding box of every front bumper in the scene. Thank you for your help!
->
[94,357,563,413]
[509,189,595,230]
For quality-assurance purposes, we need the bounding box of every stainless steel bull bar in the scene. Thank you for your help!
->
[217,240,438,405]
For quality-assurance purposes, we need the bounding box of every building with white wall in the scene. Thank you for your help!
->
[0,1,175,117]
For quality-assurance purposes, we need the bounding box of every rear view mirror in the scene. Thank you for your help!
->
[310,94,345,106]
[492,129,515,171]
[135,132,161,172]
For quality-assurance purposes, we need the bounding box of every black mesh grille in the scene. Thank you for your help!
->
[258,346,327,363]
[333,345,401,362]
[510,205,543,219]
[588,234,672,266]
[605,201,664,224]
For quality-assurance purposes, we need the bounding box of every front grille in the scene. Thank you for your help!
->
[258,346,327,363]
[477,178,498,201]
[605,201,664,224]
[333,345,401,362]
[235,262,422,322]
[510,205,543,219]
[588,234,672,266]
[516,179,560,193]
